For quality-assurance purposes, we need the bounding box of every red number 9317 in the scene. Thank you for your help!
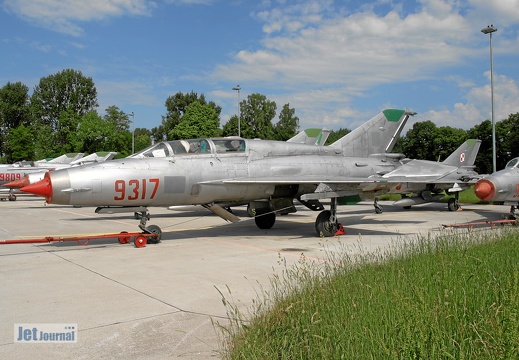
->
[114,178,160,201]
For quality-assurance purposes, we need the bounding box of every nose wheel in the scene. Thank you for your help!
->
[134,211,162,244]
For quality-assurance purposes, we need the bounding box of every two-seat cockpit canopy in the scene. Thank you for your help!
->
[130,138,246,158]
[505,157,519,169]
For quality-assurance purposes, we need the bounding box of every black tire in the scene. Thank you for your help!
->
[403,206,411,210]
[315,210,338,237]
[375,205,383,214]
[447,198,459,212]
[255,210,276,229]
[146,224,162,244]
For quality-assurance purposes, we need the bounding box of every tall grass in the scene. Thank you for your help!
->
[216,229,519,359]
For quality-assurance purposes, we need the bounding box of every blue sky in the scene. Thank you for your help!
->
[1,0,519,135]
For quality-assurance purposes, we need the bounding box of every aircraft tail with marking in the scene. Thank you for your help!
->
[287,128,331,146]
[331,109,415,157]
[442,139,481,167]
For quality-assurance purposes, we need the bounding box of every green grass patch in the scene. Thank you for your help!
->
[217,230,519,359]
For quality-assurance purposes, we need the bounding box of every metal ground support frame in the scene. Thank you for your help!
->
[442,219,517,231]
[0,231,160,248]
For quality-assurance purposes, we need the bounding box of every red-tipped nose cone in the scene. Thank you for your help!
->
[3,175,30,189]
[474,179,495,201]
[21,176,52,203]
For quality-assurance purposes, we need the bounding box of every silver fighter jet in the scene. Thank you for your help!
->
[1,152,117,200]
[474,157,519,218]
[20,109,414,239]
[380,139,482,212]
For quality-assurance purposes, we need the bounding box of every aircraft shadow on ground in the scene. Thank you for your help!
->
[19,203,515,251]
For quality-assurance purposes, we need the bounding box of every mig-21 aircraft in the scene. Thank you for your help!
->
[1,152,118,200]
[378,139,482,212]
[0,152,85,201]
[19,109,415,240]
[474,157,519,218]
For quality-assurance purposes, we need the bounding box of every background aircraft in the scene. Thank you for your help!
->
[474,157,519,218]
[378,139,482,212]
[0,153,84,201]
[1,152,117,200]
[287,128,331,146]
[20,109,414,239]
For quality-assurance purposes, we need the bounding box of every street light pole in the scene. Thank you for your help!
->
[232,85,241,137]
[127,112,135,154]
[481,24,497,173]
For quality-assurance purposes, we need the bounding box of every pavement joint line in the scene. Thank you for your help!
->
[37,246,232,321]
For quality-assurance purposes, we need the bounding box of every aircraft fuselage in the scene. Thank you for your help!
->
[39,138,398,207]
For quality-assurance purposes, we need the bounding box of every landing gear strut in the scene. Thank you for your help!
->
[315,198,340,237]
[134,210,162,244]
[507,205,518,220]
[447,193,461,212]
[374,196,383,214]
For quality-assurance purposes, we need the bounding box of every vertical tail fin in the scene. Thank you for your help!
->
[287,128,331,146]
[70,152,118,165]
[331,109,415,157]
[442,139,481,167]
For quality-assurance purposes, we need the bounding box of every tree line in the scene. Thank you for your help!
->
[1,68,518,175]
[0,69,300,162]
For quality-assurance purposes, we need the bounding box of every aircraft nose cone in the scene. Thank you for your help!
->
[3,175,30,189]
[474,179,495,201]
[20,175,52,203]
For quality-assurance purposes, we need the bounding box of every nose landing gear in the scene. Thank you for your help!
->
[134,211,162,244]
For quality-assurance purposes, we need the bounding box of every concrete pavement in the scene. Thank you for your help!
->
[0,196,511,359]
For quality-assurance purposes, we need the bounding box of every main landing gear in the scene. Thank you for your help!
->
[447,192,461,212]
[0,192,17,202]
[315,198,344,237]
[506,205,518,220]
[134,210,162,245]
[374,196,383,214]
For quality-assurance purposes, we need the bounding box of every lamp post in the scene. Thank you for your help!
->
[232,85,241,137]
[127,112,135,154]
[481,24,497,173]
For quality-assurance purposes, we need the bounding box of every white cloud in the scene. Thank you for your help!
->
[212,0,519,130]
[215,1,472,89]
[415,73,519,131]
[3,0,155,36]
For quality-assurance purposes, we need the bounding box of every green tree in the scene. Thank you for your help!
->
[432,126,467,162]
[134,128,152,153]
[398,121,439,160]
[325,128,351,145]
[273,104,299,140]
[223,93,276,139]
[495,113,519,170]
[169,101,220,139]
[4,124,34,162]
[55,110,81,154]
[467,120,493,174]
[104,105,131,132]
[222,115,239,137]
[0,82,31,159]
[75,111,132,155]
[154,91,222,141]
[31,69,98,130]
